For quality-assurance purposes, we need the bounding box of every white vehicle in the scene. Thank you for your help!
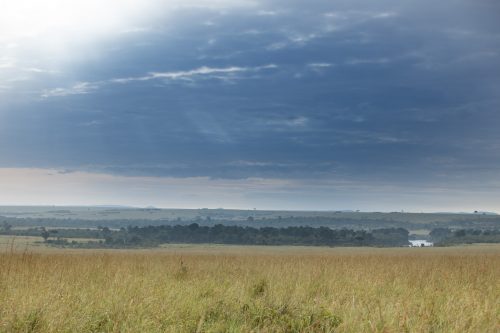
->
[409,240,434,247]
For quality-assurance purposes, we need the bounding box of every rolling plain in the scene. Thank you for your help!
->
[1,238,498,332]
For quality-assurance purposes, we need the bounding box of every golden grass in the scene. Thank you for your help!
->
[0,243,499,332]
[0,235,48,250]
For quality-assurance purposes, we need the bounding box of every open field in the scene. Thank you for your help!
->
[1,244,499,332]
[0,235,47,251]
[0,235,104,252]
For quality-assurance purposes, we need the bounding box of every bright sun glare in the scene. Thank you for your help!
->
[0,0,162,80]
[0,0,150,41]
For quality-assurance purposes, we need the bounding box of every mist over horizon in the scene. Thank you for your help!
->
[0,202,498,216]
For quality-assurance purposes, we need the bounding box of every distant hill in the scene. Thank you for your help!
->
[1,206,499,231]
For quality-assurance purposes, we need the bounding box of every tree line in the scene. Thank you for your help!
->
[0,222,410,247]
[85,224,410,248]
[430,228,500,245]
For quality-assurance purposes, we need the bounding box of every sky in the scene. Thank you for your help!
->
[0,0,499,212]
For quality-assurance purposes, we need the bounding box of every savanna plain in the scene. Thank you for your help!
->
[0,240,498,333]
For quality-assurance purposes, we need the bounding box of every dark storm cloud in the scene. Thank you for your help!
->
[1,0,500,189]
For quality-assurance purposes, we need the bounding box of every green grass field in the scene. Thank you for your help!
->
[0,240,498,332]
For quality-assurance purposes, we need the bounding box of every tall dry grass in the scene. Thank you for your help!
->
[0,245,499,332]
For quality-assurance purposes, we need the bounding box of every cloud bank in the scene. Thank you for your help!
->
[1,0,499,210]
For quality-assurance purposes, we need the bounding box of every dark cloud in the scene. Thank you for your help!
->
[1,0,500,193]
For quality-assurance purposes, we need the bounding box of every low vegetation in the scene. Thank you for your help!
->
[93,224,409,248]
[4,223,500,250]
[1,224,410,248]
[0,244,498,332]
[430,228,500,245]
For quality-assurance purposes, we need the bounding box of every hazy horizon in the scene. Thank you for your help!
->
[0,203,497,215]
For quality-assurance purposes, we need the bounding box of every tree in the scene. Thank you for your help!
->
[100,227,111,237]
[1,221,12,232]
[41,228,50,242]
[430,228,452,242]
